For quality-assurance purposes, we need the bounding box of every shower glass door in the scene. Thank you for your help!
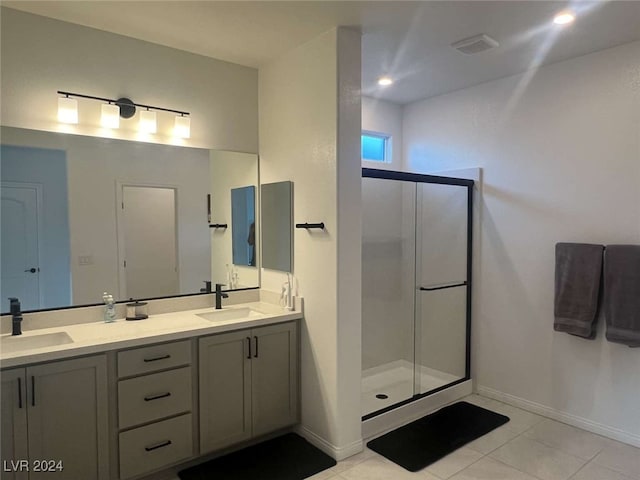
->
[361,169,473,419]
[361,177,416,415]
[415,183,469,395]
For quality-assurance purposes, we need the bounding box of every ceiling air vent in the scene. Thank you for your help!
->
[451,34,499,55]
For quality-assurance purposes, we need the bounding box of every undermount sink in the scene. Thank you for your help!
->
[1,331,74,354]
[197,307,264,322]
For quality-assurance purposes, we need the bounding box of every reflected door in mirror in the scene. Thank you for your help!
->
[120,186,178,299]
[1,183,43,311]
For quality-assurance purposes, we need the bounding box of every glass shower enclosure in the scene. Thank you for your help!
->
[361,168,473,418]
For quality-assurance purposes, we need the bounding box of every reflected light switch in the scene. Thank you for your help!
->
[78,255,94,265]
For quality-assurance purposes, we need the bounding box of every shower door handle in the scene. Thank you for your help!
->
[419,281,467,292]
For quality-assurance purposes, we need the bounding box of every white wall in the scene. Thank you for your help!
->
[403,41,640,443]
[0,7,257,152]
[210,150,259,289]
[259,27,362,458]
[1,127,210,306]
[361,96,403,170]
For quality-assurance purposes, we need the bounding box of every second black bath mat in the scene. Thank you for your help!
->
[178,433,336,480]
[367,401,509,472]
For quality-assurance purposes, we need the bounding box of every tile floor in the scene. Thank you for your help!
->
[166,394,639,480]
[309,395,640,480]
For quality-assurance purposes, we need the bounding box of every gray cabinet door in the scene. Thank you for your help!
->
[1,368,28,480]
[199,330,252,453]
[26,355,109,480]
[251,322,298,437]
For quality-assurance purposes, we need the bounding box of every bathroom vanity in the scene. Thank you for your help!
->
[0,298,301,480]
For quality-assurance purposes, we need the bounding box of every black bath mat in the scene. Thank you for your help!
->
[367,401,509,472]
[178,433,336,480]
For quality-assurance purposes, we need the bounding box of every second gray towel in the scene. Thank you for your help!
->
[604,245,640,347]
[554,243,604,338]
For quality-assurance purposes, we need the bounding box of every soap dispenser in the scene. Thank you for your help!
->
[102,292,116,323]
[226,264,233,289]
[9,298,22,336]
[280,274,295,311]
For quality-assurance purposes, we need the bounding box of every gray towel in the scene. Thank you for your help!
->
[604,245,640,347]
[554,243,604,338]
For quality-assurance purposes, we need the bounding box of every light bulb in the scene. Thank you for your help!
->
[174,116,191,138]
[378,76,394,86]
[553,12,575,25]
[139,110,157,134]
[101,103,120,129]
[58,97,78,124]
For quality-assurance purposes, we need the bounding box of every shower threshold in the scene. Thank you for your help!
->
[362,360,463,418]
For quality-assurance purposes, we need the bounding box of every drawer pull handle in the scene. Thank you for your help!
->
[144,440,172,452]
[144,392,171,402]
[31,376,35,406]
[17,378,22,409]
[246,336,251,359]
[254,336,258,358]
[143,354,171,363]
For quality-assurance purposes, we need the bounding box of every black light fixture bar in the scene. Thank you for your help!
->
[57,90,190,116]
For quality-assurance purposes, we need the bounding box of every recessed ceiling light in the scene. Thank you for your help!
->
[378,76,393,86]
[553,11,575,25]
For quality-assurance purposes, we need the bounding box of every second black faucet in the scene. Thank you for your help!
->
[215,283,229,310]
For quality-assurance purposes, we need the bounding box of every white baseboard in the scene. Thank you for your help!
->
[477,385,640,448]
[295,425,364,461]
[363,380,473,440]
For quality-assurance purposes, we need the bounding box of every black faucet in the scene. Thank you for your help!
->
[9,298,22,336]
[200,281,212,293]
[215,283,228,310]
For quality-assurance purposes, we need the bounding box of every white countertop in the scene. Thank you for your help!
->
[0,301,302,368]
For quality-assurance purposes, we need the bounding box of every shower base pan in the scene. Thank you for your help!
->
[362,360,460,417]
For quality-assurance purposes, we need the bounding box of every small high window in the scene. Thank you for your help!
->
[362,132,391,163]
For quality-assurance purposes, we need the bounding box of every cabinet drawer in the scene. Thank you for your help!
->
[118,340,191,378]
[118,367,192,429]
[119,413,193,479]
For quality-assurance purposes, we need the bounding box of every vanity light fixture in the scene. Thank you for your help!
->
[139,109,157,134]
[174,115,191,138]
[57,95,78,124]
[100,103,120,129]
[378,76,394,86]
[56,91,190,136]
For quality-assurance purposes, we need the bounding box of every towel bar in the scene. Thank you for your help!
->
[296,222,325,229]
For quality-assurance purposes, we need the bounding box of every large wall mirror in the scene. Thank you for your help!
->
[0,126,259,313]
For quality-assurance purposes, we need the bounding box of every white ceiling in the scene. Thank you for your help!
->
[4,1,640,104]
